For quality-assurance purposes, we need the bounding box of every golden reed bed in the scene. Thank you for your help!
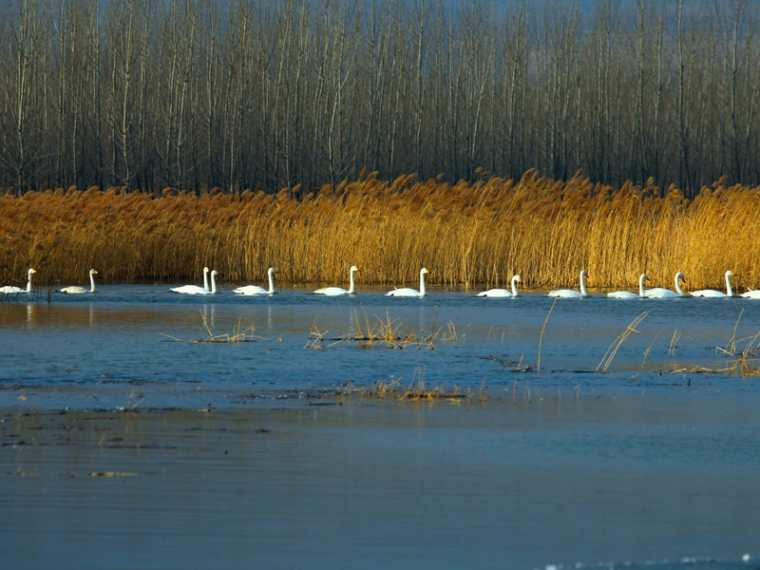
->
[1,171,757,291]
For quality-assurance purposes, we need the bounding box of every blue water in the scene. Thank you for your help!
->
[0,285,758,407]
[1,285,759,569]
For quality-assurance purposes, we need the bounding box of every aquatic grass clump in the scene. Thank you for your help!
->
[340,378,486,404]
[305,311,459,351]
[162,312,259,344]
[4,173,760,290]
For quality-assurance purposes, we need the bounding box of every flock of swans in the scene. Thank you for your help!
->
[1,265,759,299]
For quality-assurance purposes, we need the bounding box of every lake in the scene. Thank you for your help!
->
[0,285,758,569]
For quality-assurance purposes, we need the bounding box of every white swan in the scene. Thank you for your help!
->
[61,269,98,294]
[314,265,358,296]
[0,268,37,294]
[386,268,429,298]
[607,274,647,299]
[645,272,686,299]
[234,267,276,296]
[691,270,734,298]
[741,289,760,299]
[171,267,210,295]
[548,270,589,298]
[477,274,521,298]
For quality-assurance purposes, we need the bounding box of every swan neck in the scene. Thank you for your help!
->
[726,273,733,297]
[511,276,518,297]
[90,273,96,292]
[674,274,684,296]
[579,272,587,297]
[348,270,355,294]
[203,270,209,293]
[210,273,217,294]
[419,270,426,297]
[26,274,33,293]
[268,271,274,294]
[638,275,645,297]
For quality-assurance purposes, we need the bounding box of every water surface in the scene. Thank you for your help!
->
[1,286,759,569]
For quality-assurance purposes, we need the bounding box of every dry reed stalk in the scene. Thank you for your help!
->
[4,173,760,290]
[536,298,558,372]
[716,309,744,357]
[667,329,682,356]
[596,311,649,373]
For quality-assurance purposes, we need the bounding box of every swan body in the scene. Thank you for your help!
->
[171,267,210,295]
[0,268,36,294]
[235,267,276,296]
[607,274,647,299]
[314,265,358,296]
[548,270,589,298]
[741,290,760,299]
[386,268,429,298]
[691,271,733,298]
[60,269,98,294]
[645,272,686,299]
[477,275,521,298]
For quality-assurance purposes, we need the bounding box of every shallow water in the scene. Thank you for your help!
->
[1,285,759,408]
[1,286,759,569]
[1,403,758,570]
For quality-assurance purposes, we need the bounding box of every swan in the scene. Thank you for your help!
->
[314,265,358,296]
[234,267,276,296]
[170,266,210,295]
[386,268,429,298]
[645,272,686,299]
[691,270,734,298]
[607,274,647,299]
[61,269,98,294]
[0,268,37,294]
[741,289,760,299]
[548,270,589,298]
[477,274,521,298]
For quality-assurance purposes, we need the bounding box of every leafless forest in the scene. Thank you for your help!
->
[2,0,760,195]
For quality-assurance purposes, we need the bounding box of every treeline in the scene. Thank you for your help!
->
[2,0,760,194]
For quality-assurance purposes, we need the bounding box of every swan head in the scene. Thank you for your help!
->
[675,271,685,283]
[421,267,429,275]
[513,274,521,282]
[726,270,734,278]
[203,266,210,273]
[90,269,98,276]
[211,270,219,277]
[28,268,37,275]
[350,265,359,273]
[267,267,276,274]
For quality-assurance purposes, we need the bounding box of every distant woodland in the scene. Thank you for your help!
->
[2,0,760,194]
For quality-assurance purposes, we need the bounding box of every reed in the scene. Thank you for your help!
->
[2,172,759,290]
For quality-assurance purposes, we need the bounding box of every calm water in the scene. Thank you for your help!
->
[1,285,759,569]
